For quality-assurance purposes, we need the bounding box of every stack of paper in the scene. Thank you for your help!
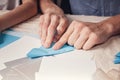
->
[0,36,42,80]
[0,58,42,80]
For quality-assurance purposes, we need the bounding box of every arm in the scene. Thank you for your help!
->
[40,0,64,15]
[53,14,120,50]
[39,0,68,48]
[0,0,37,32]
[100,14,120,36]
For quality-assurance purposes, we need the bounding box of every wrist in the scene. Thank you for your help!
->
[41,0,64,16]
[98,21,114,37]
[100,15,120,36]
[44,7,64,16]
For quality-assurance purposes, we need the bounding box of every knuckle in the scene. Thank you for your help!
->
[61,19,65,24]
[52,15,58,19]
[61,18,68,24]
[48,27,54,33]
[72,20,78,23]
[50,24,56,29]
[84,27,90,31]
[57,29,62,35]
[43,22,47,25]
[91,33,99,41]
[43,22,49,26]
[43,25,48,30]
[82,27,91,33]
[51,15,59,23]
[78,22,85,27]
[57,27,65,34]
[45,13,51,16]
[72,21,85,29]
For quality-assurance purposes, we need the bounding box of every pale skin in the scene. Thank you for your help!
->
[0,0,37,32]
[39,0,69,48]
[40,0,120,50]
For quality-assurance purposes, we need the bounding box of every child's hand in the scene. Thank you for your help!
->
[39,13,68,48]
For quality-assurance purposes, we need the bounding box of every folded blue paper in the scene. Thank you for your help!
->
[114,52,120,64]
[116,52,120,57]
[0,33,19,48]
[27,44,74,58]
[0,33,2,44]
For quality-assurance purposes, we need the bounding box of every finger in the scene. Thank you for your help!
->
[44,15,59,48]
[83,33,98,50]
[55,18,68,41]
[39,15,44,38]
[57,17,68,36]
[41,14,50,45]
[43,14,51,28]
[74,27,90,49]
[68,24,82,46]
[53,22,75,50]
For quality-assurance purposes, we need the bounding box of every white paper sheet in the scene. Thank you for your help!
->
[0,36,42,80]
[36,50,96,80]
[0,36,41,70]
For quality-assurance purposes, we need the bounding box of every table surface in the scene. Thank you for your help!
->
[0,10,120,80]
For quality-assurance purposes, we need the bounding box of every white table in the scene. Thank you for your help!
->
[0,11,120,80]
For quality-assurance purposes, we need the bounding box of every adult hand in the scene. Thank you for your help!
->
[39,13,68,48]
[53,20,113,50]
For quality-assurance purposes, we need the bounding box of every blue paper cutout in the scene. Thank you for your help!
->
[114,57,120,64]
[116,52,120,57]
[114,52,120,64]
[0,33,19,48]
[0,33,2,44]
[27,44,74,58]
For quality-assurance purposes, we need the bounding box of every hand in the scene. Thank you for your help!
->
[53,20,113,50]
[39,13,68,48]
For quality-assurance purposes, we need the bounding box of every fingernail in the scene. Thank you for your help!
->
[53,45,58,50]
[44,43,50,48]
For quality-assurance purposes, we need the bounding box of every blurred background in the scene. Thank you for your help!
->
[0,0,19,10]
[0,0,71,14]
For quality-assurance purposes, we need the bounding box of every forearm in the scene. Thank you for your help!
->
[99,14,120,36]
[40,0,64,15]
[0,0,37,32]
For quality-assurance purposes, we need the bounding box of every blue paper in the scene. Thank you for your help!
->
[27,44,74,58]
[114,57,120,64]
[114,52,120,64]
[116,52,120,57]
[0,33,2,44]
[0,33,19,48]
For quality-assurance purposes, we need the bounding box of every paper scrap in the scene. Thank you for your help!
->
[114,52,120,64]
[27,44,74,58]
[0,36,41,70]
[0,33,19,48]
